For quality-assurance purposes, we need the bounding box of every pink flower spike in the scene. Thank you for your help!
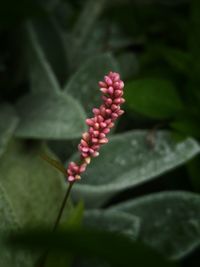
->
[66,71,125,183]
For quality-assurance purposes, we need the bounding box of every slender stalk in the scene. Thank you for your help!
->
[52,182,73,232]
[37,182,74,267]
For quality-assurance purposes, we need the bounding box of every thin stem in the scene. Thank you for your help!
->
[52,182,73,232]
[37,182,74,267]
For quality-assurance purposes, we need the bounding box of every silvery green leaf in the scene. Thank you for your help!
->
[64,53,119,115]
[0,184,32,267]
[0,104,19,158]
[70,131,200,208]
[110,191,200,259]
[15,92,86,140]
[0,140,68,227]
[84,209,140,240]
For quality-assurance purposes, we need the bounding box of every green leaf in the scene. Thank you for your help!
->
[46,201,85,267]
[117,52,139,80]
[125,78,184,119]
[110,191,200,260]
[71,0,106,58]
[171,118,200,139]
[0,140,69,227]
[161,47,191,75]
[30,17,69,85]
[187,155,200,192]
[64,53,119,115]
[15,92,87,140]
[70,130,200,208]
[25,22,60,94]
[0,104,19,158]
[0,184,29,267]
[66,201,84,229]
[84,210,140,240]
[10,228,176,267]
[0,139,72,266]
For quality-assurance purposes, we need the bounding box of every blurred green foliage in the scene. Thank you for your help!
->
[0,0,200,266]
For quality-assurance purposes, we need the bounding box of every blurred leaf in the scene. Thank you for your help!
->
[171,118,200,139]
[110,191,200,259]
[125,78,184,119]
[66,201,84,228]
[187,156,200,192]
[64,53,119,115]
[84,210,140,240]
[0,140,69,227]
[10,228,176,267]
[0,140,70,266]
[0,104,19,158]
[117,52,139,80]
[0,184,30,267]
[45,201,84,267]
[41,153,67,176]
[25,22,60,94]
[70,130,200,208]
[15,92,87,140]
[189,0,200,85]
[0,0,45,30]
[71,0,106,58]
[30,17,68,85]
[161,47,191,75]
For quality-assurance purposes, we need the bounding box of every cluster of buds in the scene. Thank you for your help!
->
[67,71,125,183]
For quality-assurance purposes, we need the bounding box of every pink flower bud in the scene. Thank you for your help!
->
[105,98,112,105]
[111,104,118,111]
[82,132,90,141]
[111,113,118,120]
[108,86,114,95]
[68,176,75,182]
[104,76,113,85]
[102,128,110,134]
[94,123,100,130]
[81,139,88,147]
[100,88,108,94]
[93,151,99,157]
[99,81,107,87]
[86,118,94,126]
[99,138,109,144]
[92,108,100,115]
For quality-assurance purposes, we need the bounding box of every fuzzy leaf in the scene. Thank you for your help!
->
[110,191,200,259]
[15,92,86,140]
[84,210,140,240]
[70,131,200,208]
[64,53,119,115]
[0,184,27,267]
[0,140,69,227]
[0,104,19,158]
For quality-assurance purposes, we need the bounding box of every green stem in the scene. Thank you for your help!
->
[37,182,74,267]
